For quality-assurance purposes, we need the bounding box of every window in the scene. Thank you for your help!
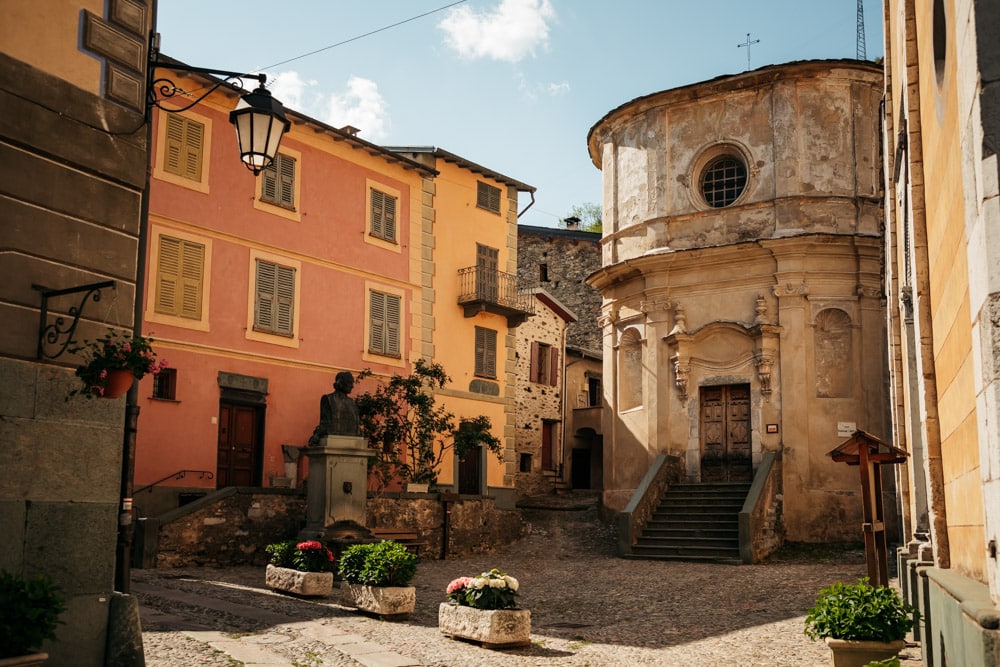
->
[152,368,177,400]
[254,259,295,336]
[369,187,397,242]
[155,235,205,319]
[163,115,204,182]
[539,263,549,282]
[700,155,748,208]
[519,453,532,473]
[476,181,502,214]
[475,327,497,378]
[369,290,401,356]
[588,376,601,407]
[261,153,296,208]
[530,341,558,386]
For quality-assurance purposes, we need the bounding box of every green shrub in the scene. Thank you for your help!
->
[804,578,917,642]
[265,540,297,568]
[265,540,334,572]
[338,540,418,587]
[0,570,66,658]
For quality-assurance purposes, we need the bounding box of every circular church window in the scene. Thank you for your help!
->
[700,155,748,207]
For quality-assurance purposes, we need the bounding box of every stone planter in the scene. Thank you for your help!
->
[438,603,531,649]
[824,638,906,667]
[0,654,48,667]
[265,564,332,597]
[341,582,416,619]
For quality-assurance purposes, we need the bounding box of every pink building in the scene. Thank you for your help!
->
[135,64,433,514]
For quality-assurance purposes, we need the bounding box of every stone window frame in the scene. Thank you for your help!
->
[687,141,754,211]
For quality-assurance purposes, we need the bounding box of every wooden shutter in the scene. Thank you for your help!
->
[274,264,295,335]
[369,291,400,356]
[164,115,203,181]
[549,347,559,387]
[476,181,501,213]
[529,341,541,383]
[278,155,295,207]
[261,162,278,202]
[475,327,497,378]
[370,189,398,242]
[255,260,295,336]
[156,235,203,318]
[255,260,275,330]
[385,293,400,355]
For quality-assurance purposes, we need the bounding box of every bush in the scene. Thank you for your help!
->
[0,570,66,658]
[265,540,334,573]
[804,578,917,642]
[338,541,418,587]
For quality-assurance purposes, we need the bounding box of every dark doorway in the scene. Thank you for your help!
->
[541,420,555,470]
[571,448,591,489]
[458,447,481,495]
[217,402,263,487]
[699,384,752,482]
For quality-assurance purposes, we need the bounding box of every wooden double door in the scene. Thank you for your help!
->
[699,384,752,482]
[217,402,263,487]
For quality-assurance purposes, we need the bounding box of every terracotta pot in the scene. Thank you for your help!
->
[824,637,906,667]
[101,369,135,399]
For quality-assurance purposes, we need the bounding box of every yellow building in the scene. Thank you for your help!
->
[883,0,1000,664]
[389,147,535,505]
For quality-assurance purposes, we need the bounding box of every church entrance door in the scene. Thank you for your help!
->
[217,402,262,487]
[699,384,752,482]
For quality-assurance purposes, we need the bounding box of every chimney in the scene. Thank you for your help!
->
[340,125,361,136]
[564,216,581,230]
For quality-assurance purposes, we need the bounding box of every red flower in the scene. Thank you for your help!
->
[296,540,322,551]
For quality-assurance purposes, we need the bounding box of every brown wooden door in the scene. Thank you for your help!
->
[217,403,261,487]
[458,447,481,495]
[476,244,499,302]
[699,384,752,482]
[541,420,554,469]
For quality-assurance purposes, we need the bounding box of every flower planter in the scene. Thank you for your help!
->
[824,638,906,667]
[101,369,135,398]
[265,564,332,597]
[341,582,416,619]
[0,654,49,667]
[438,603,531,649]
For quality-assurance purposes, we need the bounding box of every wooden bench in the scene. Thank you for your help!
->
[370,529,426,556]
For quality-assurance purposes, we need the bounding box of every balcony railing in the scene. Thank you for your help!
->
[457,266,534,326]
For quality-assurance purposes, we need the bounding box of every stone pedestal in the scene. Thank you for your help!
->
[438,603,531,649]
[299,435,373,540]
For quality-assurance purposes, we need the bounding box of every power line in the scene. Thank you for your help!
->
[260,0,468,71]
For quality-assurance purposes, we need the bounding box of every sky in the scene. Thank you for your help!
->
[155,0,884,229]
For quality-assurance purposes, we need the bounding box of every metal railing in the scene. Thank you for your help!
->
[457,267,535,315]
[133,469,214,496]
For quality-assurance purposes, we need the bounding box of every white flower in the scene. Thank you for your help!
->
[489,578,505,588]
[504,575,519,591]
[472,577,487,589]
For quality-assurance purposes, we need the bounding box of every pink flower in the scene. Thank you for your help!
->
[99,370,108,379]
[297,540,322,551]
[447,577,472,594]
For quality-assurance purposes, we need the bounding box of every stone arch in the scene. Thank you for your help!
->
[813,307,853,398]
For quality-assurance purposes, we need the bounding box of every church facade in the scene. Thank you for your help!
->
[587,60,891,542]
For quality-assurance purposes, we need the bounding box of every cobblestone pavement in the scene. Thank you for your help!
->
[136,497,924,666]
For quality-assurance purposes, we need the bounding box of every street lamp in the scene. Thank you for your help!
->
[148,53,291,175]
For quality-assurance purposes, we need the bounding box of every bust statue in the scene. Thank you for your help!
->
[309,371,360,444]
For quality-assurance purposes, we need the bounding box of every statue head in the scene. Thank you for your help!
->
[334,371,354,395]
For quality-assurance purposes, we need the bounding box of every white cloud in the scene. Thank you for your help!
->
[516,72,570,101]
[546,81,570,95]
[438,0,555,62]
[264,71,391,143]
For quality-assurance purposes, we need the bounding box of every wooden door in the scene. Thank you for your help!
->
[217,403,261,487]
[476,244,499,302]
[541,420,554,470]
[458,447,481,495]
[699,384,752,482]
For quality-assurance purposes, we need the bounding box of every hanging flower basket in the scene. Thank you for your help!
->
[67,329,166,400]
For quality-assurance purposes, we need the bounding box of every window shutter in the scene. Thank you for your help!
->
[384,193,396,241]
[164,116,203,181]
[261,166,277,202]
[255,260,276,330]
[278,155,295,207]
[179,241,204,318]
[549,348,559,387]
[183,120,203,181]
[156,236,180,314]
[476,181,501,213]
[164,116,184,176]
[529,341,540,383]
[369,290,386,353]
[275,265,295,334]
[385,293,400,355]
[370,189,385,239]
[485,329,497,378]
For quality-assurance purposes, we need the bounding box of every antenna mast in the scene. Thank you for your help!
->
[856,0,867,60]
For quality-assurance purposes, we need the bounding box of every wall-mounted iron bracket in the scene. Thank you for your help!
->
[33,280,115,360]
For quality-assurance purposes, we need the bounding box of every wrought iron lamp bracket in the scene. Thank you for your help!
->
[149,57,266,115]
[33,280,116,360]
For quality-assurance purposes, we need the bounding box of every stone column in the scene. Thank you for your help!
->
[299,435,374,540]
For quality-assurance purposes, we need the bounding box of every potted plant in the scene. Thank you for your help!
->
[264,540,334,597]
[804,578,917,667]
[67,329,167,399]
[439,568,531,649]
[0,570,66,665]
[338,540,418,619]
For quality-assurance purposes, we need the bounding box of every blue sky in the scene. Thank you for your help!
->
[155,1,884,228]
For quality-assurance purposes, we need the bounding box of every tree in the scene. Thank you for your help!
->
[562,202,602,232]
[354,359,503,489]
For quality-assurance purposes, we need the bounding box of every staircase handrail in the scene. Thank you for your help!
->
[132,469,214,497]
[617,454,684,556]
[738,451,782,564]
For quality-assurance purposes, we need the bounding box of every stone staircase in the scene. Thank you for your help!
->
[628,482,751,563]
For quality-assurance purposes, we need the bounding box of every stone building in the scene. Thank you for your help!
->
[0,2,152,663]
[514,289,575,497]
[587,60,891,544]
[883,0,1000,663]
[518,224,603,352]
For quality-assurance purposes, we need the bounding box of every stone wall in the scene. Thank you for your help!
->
[145,489,526,567]
[517,226,602,352]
